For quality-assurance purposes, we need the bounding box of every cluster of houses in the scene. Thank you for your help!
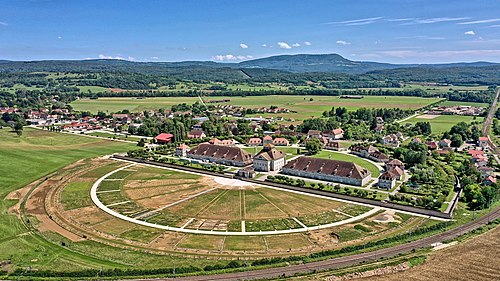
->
[382,132,405,147]
[468,147,496,185]
[427,105,485,116]
[350,145,389,162]
[378,159,405,189]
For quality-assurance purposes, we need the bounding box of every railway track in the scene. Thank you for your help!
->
[128,207,500,281]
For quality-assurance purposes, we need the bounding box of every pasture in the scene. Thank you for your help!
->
[71,95,443,119]
[403,114,483,134]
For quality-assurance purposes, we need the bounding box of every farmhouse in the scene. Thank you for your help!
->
[322,128,344,140]
[187,143,253,166]
[155,133,174,144]
[263,135,274,145]
[253,144,285,172]
[282,156,371,186]
[439,139,452,148]
[386,159,404,171]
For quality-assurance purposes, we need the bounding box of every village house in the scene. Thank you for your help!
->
[247,137,262,146]
[282,156,371,186]
[263,135,274,145]
[439,139,452,148]
[209,138,235,146]
[322,128,344,140]
[386,159,404,171]
[425,140,438,150]
[155,133,174,144]
[253,144,285,172]
[325,140,346,151]
[382,134,401,147]
[273,137,290,146]
[188,129,206,139]
[175,143,190,157]
[307,130,322,139]
[187,143,253,167]
[374,124,384,133]
[350,145,389,162]
[478,136,489,148]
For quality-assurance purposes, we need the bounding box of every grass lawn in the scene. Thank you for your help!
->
[403,115,484,134]
[87,131,142,142]
[314,150,381,177]
[71,95,442,120]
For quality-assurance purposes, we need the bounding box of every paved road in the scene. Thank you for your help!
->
[126,207,500,281]
[482,87,500,137]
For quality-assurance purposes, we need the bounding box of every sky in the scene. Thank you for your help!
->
[1,0,500,64]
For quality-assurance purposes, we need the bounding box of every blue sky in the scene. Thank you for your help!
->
[1,0,500,63]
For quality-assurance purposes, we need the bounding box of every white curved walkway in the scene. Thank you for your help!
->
[90,164,380,236]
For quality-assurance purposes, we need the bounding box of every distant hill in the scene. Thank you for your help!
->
[238,54,500,73]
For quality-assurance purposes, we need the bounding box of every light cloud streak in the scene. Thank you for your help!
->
[458,18,500,25]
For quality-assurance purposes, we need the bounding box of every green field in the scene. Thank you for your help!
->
[314,150,381,177]
[0,128,137,270]
[438,100,489,108]
[71,95,443,119]
[403,114,484,134]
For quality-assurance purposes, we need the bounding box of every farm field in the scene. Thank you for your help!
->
[438,100,489,108]
[71,95,443,119]
[402,114,484,134]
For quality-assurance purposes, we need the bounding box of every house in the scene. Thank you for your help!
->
[273,137,290,146]
[350,145,389,162]
[209,138,235,146]
[478,166,494,177]
[439,139,452,148]
[376,116,384,124]
[112,114,131,123]
[478,136,489,148]
[263,135,274,145]
[484,175,497,185]
[247,137,262,146]
[387,166,404,180]
[282,156,371,186]
[386,159,404,171]
[378,170,398,189]
[382,134,401,147]
[323,128,344,140]
[188,129,206,139]
[175,143,190,157]
[237,167,256,178]
[412,137,422,144]
[325,140,346,151]
[187,143,253,167]
[155,133,174,144]
[253,144,285,172]
[425,140,438,150]
[374,124,384,133]
[307,130,322,139]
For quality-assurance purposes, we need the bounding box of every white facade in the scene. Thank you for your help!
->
[281,168,369,186]
[253,156,285,172]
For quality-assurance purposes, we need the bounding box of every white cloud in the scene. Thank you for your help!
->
[151,56,159,60]
[304,41,311,46]
[277,42,292,49]
[458,18,500,25]
[212,55,253,61]
[336,40,351,45]
[464,30,476,35]
[57,36,62,39]
[239,43,249,49]
[327,17,383,26]
[292,43,301,47]
[98,54,136,61]
[415,17,469,24]
[370,49,500,59]
[261,44,267,47]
